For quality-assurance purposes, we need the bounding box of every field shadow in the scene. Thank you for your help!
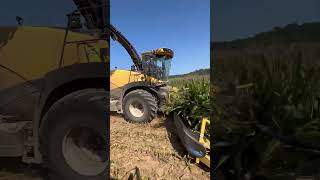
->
[154,115,211,172]
[154,114,187,158]
[110,111,122,118]
[0,157,47,179]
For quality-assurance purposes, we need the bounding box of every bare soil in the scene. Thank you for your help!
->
[110,114,210,180]
[0,115,210,180]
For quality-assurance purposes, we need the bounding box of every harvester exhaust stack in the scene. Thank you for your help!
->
[16,16,24,26]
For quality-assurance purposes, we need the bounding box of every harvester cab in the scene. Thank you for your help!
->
[141,48,174,82]
[109,24,174,123]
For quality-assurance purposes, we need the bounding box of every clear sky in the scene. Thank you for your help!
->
[110,0,210,75]
[2,1,320,74]
[0,1,210,75]
[0,1,75,27]
[212,0,320,42]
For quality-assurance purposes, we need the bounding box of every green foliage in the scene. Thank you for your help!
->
[212,45,320,178]
[169,75,209,88]
[169,69,209,89]
[168,78,189,89]
[170,68,210,79]
[164,80,210,136]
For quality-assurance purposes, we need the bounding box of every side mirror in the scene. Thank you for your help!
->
[68,12,82,30]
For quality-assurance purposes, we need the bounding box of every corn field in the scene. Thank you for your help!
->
[165,79,210,137]
[212,44,320,179]
[169,75,209,89]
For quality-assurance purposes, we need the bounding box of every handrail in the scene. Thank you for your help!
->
[196,117,210,166]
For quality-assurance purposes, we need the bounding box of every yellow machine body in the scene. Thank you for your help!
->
[0,26,107,89]
[110,69,159,91]
[109,46,173,121]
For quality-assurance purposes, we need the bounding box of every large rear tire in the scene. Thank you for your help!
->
[40,88,108,180]
[122,89,157,123]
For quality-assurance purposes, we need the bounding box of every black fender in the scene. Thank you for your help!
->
[32,62,108,163]
[119,81,160,103]
[110,81,159,112]
[39,62,108,116]
[113,81,169,111]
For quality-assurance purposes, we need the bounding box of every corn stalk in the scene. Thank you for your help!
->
[213,46,320,179]
[164,79,210,137]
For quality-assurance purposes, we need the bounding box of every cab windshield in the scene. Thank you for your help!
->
[153,56,172,81]
[142,55,172,81]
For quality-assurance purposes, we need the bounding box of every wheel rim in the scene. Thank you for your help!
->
[129,100,145,118]
[62,127,106,176]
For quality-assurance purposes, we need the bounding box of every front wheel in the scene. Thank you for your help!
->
[122,89,157,123]
[40,88,108,180]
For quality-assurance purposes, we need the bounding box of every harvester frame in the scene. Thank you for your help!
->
[109,24,174,123]
[0,0,109,179]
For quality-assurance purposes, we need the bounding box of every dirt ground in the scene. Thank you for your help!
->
[110,114,210,180]
[0,115,210,180]
[0,158,44,180]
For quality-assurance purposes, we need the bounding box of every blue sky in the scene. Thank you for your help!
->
[110,0,210,75]
[0,1,75,26]
[1,1,319,74]
[0,1,210,75]
[212,0,320,42]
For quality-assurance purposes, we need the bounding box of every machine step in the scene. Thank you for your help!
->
[110,99,120,112]
[0,121,29,157]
